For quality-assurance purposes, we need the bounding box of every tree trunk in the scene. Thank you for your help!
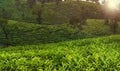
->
[110,18,118,34]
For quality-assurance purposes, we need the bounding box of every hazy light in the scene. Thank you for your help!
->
[105,0,120,11]
[101,0,120,18]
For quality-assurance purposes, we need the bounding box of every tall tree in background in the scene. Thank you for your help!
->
[15,0,21,7]
[0,9,7,19]
[56,0,60,6]
[102,0,119,34]
[0,8,12,23]
[110,18,118,34]
[33,4,43,24]
[27,0,36,8]
[39,0,45,7]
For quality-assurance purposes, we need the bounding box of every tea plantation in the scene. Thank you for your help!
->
[0,35,120,71]
[0,0,120,71]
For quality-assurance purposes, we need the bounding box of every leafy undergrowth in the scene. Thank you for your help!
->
[0,35,120,71]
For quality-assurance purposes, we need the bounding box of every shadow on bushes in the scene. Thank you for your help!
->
[0,21,114,46]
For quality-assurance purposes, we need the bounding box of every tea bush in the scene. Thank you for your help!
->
[0,19,116,46]
[0,21,82,45]
[0,35,120,71]
[82,19,112,37]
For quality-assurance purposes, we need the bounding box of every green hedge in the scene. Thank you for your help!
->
[0,19,118,46]
[0,21,82,46]
[81,19,112,37]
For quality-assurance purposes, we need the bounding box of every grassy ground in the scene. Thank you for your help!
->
[0,35,120,71]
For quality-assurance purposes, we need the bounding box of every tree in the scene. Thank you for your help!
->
[102,0,119,34]
[27,0,36,8]
[33,4,43,24]
[0,8,12,19]
[15,0,21,7]
[110,18,118,34]
[0,18,9,46]
[56,0,61,6]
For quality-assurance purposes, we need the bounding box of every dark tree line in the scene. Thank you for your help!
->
[0,0,119,34]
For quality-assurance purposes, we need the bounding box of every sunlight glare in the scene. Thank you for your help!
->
[106,0,120,10]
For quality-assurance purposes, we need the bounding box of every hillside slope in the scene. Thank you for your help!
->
[0,35,120,71]
[0,19,113,46]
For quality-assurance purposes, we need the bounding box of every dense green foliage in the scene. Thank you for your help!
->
[0,20,80,45]
[0,35,120,70]
[0,1,120,70]
[0,19,117,46]
[82,19,112,37]
[0,0,119,46]
[0,0,102,24]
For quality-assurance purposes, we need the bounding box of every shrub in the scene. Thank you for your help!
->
[0,21,82,45]
[0,36,120,70]
[0,19,114,46]
[82,19,112,37]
